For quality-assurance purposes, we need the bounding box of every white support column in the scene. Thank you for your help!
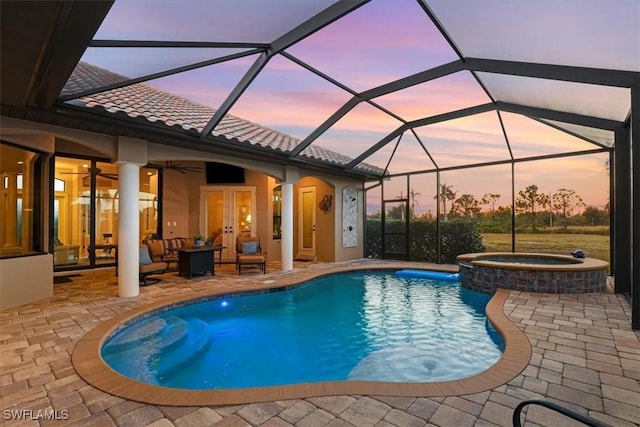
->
[117,162,141,297]
[115,136,148,298]
[281,182,294,271]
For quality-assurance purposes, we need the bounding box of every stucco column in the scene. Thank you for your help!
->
[281,182,294,271]
[115,136,148,298]
[117,162,141,297]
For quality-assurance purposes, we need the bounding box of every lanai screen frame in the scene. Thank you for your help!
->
[56,1,639,327]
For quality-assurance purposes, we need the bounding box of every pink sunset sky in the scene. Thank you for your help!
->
[79,0,635,210]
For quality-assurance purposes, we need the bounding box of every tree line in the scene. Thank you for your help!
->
[378,184,608,233]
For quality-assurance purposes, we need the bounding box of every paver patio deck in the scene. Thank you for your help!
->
[1,259,639,426]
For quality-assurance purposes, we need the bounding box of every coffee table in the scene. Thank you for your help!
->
[175,247,215,278]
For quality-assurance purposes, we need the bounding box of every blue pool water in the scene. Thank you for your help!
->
[102,271,504,389]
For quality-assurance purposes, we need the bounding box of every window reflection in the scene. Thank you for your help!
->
[0,142,39,258]
[53,157,90,266]
[273,186,282,239]
[52,157,159,268]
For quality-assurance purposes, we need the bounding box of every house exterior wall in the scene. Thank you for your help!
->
[0,254,53,311]
[295,176,335,262]
[0,130,55,310]
[161,166,365,263]
[0,117,366,311]
[162,170,192,239]
[163,166,272,250]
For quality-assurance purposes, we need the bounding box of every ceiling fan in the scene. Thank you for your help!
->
[147,161,201,174]
[59,166,118,180]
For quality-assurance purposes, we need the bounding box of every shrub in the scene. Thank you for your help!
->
[440,219,485,262]
[365,219,382,259]
[366,217,485,263]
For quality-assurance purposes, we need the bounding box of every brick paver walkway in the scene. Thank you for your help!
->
[1,260,638,426]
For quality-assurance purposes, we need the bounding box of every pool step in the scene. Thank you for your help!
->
[157,316,190,351]
[102,317,168,355]
[154,319,211,377]
[103,316,211,382]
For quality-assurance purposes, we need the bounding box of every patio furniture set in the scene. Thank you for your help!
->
[137,236,265,284]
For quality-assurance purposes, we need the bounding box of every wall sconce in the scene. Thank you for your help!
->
[319,194,333,213]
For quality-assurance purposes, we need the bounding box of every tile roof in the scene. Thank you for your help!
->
[63,62,384,175]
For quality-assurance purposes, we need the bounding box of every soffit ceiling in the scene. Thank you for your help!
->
[2,0,639,178]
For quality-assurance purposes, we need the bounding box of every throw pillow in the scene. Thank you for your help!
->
[241,241,258,254]
[139,246,153,265]
[147,239,164,257]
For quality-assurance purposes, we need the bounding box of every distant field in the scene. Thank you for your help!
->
[481,233,610,264]
[519,225,609,235]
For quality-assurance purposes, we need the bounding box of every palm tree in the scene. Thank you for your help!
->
[434,183,456,221]
[481,193,501,213]
[409,189,421,218]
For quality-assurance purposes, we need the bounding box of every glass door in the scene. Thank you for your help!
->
[202,186,256,261]
[93,161,119,265]
[53,157,92,267]
[52,156,160,270]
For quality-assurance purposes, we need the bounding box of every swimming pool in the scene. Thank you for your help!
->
[101,271,504,390]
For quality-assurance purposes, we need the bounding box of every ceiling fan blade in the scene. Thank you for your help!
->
[98,173,119,180]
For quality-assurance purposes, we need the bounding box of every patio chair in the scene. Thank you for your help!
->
[236,236,266,275]
[100,233,114,259]
[139,244,168,286]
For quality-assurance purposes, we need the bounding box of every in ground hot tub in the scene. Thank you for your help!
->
[457,252,609,294]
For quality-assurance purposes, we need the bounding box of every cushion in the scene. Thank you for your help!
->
[241,241,258,254]
[571,250,586,258]
[169,238,189,249]
[139,246,153,265]
[146,239,165,257]
[139,262,168,274]
[238,254,265,264]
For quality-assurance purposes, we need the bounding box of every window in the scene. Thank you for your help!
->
[0,142,42,258]
[273,186,282,239]
[52,156,160,268]
[54,178,65,192]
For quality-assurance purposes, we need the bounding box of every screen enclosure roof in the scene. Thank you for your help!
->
[5,0,640,178]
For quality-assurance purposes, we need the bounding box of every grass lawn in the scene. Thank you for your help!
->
[481,233,610,264]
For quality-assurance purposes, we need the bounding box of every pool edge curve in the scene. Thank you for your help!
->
[72,265,531,406]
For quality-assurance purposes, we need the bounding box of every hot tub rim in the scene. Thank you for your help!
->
[456,252,609,272]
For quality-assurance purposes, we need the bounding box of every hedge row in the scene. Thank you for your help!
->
[366,218,485,263]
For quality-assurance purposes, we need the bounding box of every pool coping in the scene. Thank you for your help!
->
[72,264,532,406]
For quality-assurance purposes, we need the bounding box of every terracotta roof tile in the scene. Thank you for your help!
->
[63,62,384,175]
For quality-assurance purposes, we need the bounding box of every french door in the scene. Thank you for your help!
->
[201,186,256,261]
